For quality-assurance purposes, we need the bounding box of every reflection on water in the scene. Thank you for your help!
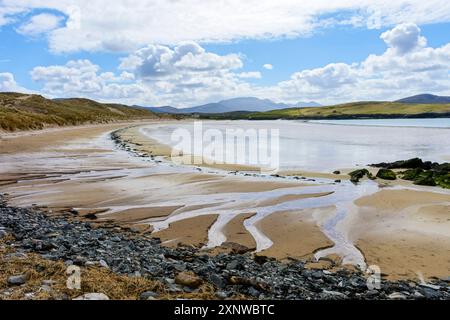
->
[142,120,450,172]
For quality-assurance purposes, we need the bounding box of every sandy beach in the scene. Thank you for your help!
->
[1,122,449,281]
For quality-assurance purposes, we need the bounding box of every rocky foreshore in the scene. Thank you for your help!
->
[0,195,449,300]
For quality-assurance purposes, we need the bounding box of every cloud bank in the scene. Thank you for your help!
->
[19,23,449,107]
[2,1,450,53]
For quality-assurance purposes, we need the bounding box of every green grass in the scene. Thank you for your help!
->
[199,101,450,120]
[0,93,162,131]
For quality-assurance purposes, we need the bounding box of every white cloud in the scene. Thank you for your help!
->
[237,72,262,79]
[26,23,450,107]
[17,13,63,36]
[29,45,255,106]
[119,42,242,80]
[263,64,273,70]
[0,5,27,27]
[2,1,450,52]
[0,72,28,92]
[30,60,148,102]
[273,23,450,104]
[380,23,426,54]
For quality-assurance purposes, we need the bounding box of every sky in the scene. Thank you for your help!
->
[0,0,450,108]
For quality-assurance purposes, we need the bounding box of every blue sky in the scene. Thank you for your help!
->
[1,1,450,107]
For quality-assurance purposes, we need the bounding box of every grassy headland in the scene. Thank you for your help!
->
[197,101,450,120]
[0,92,163,132]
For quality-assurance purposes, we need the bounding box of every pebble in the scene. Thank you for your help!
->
[73,293,110,300]
[215,291,228,300]
[175,272,203,288]
[99,259,109,269]
[388,292,407,300]
[7,274,29,286]
[139,291,159,300]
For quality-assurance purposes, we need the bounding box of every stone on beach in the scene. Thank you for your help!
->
[73,293,110,300]
[175,271,203,288]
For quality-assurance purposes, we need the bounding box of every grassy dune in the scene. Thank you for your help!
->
[200,101,450,120]
[0,92,161,132]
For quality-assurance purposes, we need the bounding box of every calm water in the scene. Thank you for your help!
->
[142,119,450,172]
[309,118,450,128]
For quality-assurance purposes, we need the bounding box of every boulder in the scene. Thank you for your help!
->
[400,168,423,180]
[414,172,437,186]
[349,169,375,183]
[376,169,397,180]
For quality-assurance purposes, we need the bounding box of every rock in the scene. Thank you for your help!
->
[7,274,30,286]
[0,230,7,238]
[173,262,186,272]
[73,293,110,300]
[247,287,260,297]
[414,172,437,186]
[419,283,441,290]
[42,280,56,286]
[221,242,252,254]
[365,289,379,297]
[376,169,397,180]
[209,274,227,289]
[175,272,203,288]
[139,291,159,300]
[40,285,52,293]
[333,171,341,175]
[322,290,347,299]
[253,254,269,265]
[84,213,97,220]
[99,259,109,269]
[400,168,423,180]
[420,288,441,299]
[215,291,228,300]
[349,169,375,183]
[388,292,407,300]
[226,260,240,270]
[85,261,98,267]
[371,158,425,169]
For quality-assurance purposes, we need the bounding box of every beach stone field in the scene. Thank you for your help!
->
[1,195,449,300]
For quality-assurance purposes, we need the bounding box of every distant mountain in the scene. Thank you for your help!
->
[396,94,450,104]
[145,106,183,114]
[147,97,320,114]
[293,101,322,108]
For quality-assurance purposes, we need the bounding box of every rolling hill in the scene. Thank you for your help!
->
[199,101,450,120]
[0,92,161,131]
[396,94,450,104]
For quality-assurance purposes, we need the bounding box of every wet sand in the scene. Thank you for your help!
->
[1,122,449,280]
[256,208,334,261]
[152,214,219,248]
[353,190,450,280]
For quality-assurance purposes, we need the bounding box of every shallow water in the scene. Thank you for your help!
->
[142,120,450,172]
[309,118,450,128]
